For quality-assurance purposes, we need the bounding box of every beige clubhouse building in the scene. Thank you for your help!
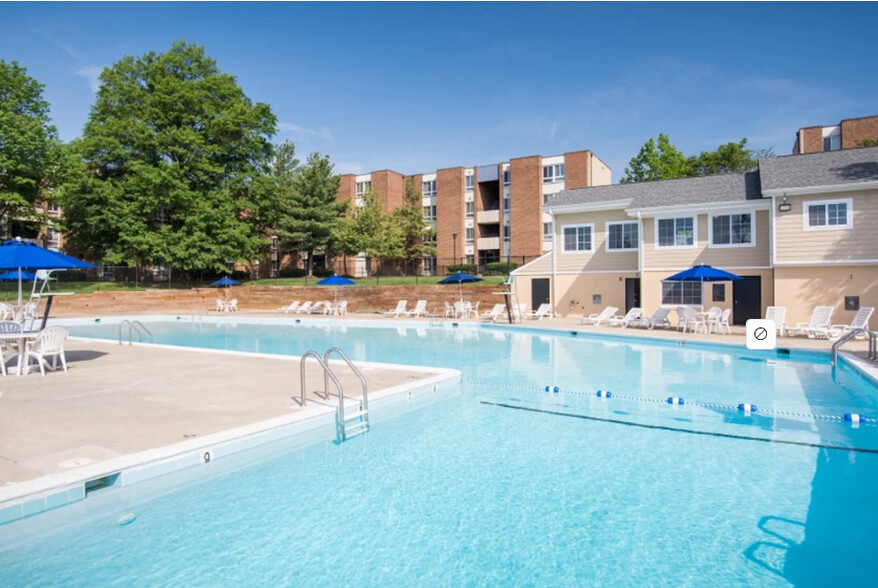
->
[512,145,878,326]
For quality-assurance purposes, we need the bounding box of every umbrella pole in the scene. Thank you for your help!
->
[17,268,22,309]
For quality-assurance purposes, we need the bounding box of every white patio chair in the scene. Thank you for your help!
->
[387,300,407,317]
[0,303,15,320]
[0,321,23,376]
[24,326,68,376]
[334,300,348,316]
[789,306,834,338]
[829,307,874,340]
[676,306,702,333]
[215,299,227,312]
[706,307,723,333]
[227,299,238,312]
[406,300,429,317]
[608,307,643,327]
[453,301,468,319]
[526,303,552,320]
[629,308,672,330]
[444,301,455,318]
[580,306,618,326]
[469,301,480,318]
[717,308,732,334]
[765,307,787,335]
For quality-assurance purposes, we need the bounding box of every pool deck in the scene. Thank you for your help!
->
[0,338,454,491]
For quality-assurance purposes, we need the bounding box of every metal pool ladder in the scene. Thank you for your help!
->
[299,347,370,443]
[118,320,153,345]
[830,327,877,366]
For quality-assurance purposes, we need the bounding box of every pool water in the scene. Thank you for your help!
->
[1,318,876,586]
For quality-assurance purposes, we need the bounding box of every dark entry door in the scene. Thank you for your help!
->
[531,279,550,308]
[625,278,641,312]
[732,276,761,325]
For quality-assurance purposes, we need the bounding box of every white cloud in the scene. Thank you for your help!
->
[549,121,558,140]
[75,66,103,92]
[278,122,334,142]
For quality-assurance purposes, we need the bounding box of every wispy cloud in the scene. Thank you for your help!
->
[75,66,103,92]
[278,122,334,142]
[549,121,558,140]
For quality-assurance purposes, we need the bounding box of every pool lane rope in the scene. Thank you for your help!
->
[462,379,874,425]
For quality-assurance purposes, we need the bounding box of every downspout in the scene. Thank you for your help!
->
[550,211,557,318]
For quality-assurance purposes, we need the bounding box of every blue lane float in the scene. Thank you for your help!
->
[544,386,560,394]
[738,403,758,414]
[845,413,863,424]
[667,397,685,406]
[596,390,612,398]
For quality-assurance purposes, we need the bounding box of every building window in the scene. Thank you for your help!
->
[710,213,753,246]
[423,233,435,244]
[805,199,852,230]
[606,221,639,251]
[47,202,61,214]
[466,255,474,264]
[98,263,115,281]
[823,135,841,152]
[465,228,474,243]
[543,163,565,184]
[543,222,552,240]
[46,228,60,249]
[465,201,474,218]
[355,181,371,198]
[422,205,436,220]
[657,217,695,247]
[712,283,725,302]
[503,196,510,213]
[422,180,436,197]
[503,169,510,185]
[562,224,593,252]
[423,257,436,275]
[504,225,511,242]
[662,281,703,306]
[465,175,474,191]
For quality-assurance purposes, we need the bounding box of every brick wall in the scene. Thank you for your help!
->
[841,116,878,149]
[509,156,542,259]
[372,170,405,211]
[564,150,592,189]
[799,127,824,154]
[47,286,506,317]
[436,168,464,264]
[338,174,355,204]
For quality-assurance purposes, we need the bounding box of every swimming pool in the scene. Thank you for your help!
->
[1,317,876,586]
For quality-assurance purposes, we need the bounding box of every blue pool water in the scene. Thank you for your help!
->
[1,318,877,586]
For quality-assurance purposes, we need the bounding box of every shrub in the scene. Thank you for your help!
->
[279,268,307,278]
[312,267,334,278]
[484,261,519,275]
[447,263,477,275]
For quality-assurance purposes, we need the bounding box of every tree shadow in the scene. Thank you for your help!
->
[832,161,878,182]
[64,349,109,363]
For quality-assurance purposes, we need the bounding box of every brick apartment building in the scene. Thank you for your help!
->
[336,150,611,276]
[792,114,878,154]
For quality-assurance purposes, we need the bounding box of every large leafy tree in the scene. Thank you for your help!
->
[392,178,436,274]
[621,133,690,183]
[333,190,402,276]
[275,151,344,275]
[688,139,757,176]
[0,60,59,234]
[59,41,277,272]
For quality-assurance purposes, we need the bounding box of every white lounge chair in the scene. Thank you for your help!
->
[629,308,672,330]
[387,300,407,317]
[24,326,68,376]
[608,307,643,327]
[483,304,506,321]
[513,303,527,321]
[790,306,834,338]
[276,301,300,314]
[407,300,429,317]
[580,307,618,326]
[296,301,313,314]
[765,307,787,335]
[829,307,874,340]
[526,303,552,320]
[311,301,327,314]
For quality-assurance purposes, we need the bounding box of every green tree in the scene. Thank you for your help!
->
[58,41,277,273]
[0,60,59,235]
[857,137,878,147]
[392,178,436,274]
[275,151,344,275]
[332,190,402,276]
[688,139,757,176]
[621,133,690,183]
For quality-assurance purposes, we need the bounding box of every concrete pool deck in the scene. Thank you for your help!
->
[0,339,455,490]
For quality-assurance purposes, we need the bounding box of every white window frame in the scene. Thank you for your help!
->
[465,201,474,218]
[422,180,437,198]
[422,205,436,221]
[561,223,594,253]
[355,181,371,198]
[543,163,565,184]
[543,222,553,241]
[655,216,697,249]
[605,221,639,252]
[803,198,853,231]
[661,281,703,306]
[465,227,475,243]
[708,211,756,248]
[465,175,474,191]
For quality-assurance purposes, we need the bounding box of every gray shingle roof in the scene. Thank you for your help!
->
[759,146,878,192]
[545,171,762,210]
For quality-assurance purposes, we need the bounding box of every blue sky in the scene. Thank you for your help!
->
[2,2,876,181]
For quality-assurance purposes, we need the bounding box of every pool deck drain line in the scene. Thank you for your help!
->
[463,379,873,424]
[480,400,878,455]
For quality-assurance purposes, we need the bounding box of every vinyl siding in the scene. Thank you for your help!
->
[774,190,878,264]
[642,210,770,270]
[554,210,638,273]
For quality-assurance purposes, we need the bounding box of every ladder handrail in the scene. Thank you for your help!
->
[118,319,153,345]
[831,327,877,366]
[299,350,341,406]
[323,347,369,430]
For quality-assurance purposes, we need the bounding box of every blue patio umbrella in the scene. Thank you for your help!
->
[438,272,483,302]
[665,264,742,308]
[0,270,37,282]
[0,238,95,307]
[209,276,242,287]
[316,274,355,302]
